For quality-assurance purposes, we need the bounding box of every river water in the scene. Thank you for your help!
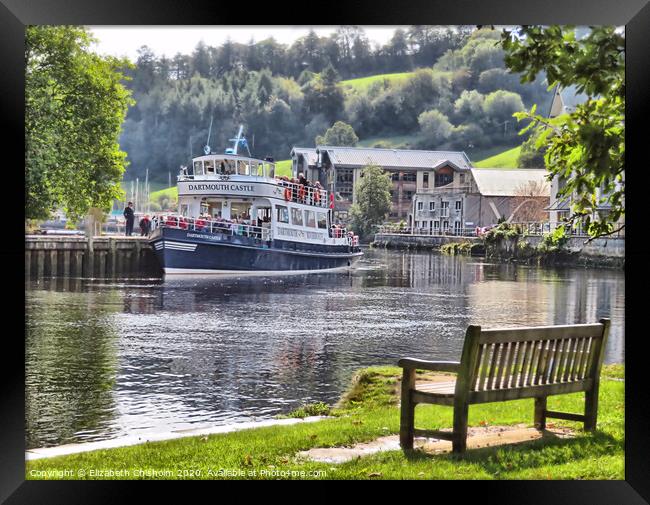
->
[25,249,624,449]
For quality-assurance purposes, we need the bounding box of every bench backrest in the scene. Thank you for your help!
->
[456,319,610,401]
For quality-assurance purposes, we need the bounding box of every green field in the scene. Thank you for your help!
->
[341,72,417,93]
[473,145,522,169]
[26,364,624,480]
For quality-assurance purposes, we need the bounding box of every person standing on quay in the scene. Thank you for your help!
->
[124,201,135,236]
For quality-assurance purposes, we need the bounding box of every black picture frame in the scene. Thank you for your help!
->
[4,0,648,501]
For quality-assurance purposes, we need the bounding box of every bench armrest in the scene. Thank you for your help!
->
[397,358,461,373]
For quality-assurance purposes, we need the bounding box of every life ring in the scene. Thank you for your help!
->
[284,187,291,201]
[298,186,306,201]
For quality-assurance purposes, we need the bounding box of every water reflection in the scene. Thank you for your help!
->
[25,250,624,447]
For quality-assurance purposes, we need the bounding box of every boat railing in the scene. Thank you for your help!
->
[153,215,272,241]
[275,178,328,208]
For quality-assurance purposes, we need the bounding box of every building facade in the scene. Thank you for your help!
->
[410,168,551,233]
[290,146,473,222]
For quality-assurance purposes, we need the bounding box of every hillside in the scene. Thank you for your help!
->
[340,72,417,93]
[473,146,522,169]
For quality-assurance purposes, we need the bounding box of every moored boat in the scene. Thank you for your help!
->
[149,128,362,274]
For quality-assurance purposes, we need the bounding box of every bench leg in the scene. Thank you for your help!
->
[400,369,416,450]
[452,402,469,453]
[534,397,547,430]
[584,387,599,432]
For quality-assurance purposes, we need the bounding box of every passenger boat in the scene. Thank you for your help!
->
[149,128,362,274]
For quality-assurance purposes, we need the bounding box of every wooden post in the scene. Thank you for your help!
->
[36,250,45,278]
[452,325,482,453]
[62,250,71,277]
[25,250,31,279]
[86,237,94,278]
[49,250,58,277]
[98,250,106,278]
[110,238,117,277]
[584,319,611,431]
[534,397,547,430]
[400,367,416,450]
[74,250,83,277]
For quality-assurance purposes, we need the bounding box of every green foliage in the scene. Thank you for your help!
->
[483,90,525,124]
[281,402,333,419]
[539,225,569,252]
[440,241,475,255]
[25,26,135,220]
[418,109,454,146]
[483,222,521,243]
[349,164,392,240]
[315,121,359,146]
[501,26,625,239]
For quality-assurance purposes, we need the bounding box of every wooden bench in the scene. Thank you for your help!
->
[398,319,611,453]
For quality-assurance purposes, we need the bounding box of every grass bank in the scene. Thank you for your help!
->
[26,365,624,480]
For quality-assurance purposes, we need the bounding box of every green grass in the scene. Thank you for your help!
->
[473,145,522,169]
[274,159,292,177]
[26,364,624,480]
[341,72,417,93]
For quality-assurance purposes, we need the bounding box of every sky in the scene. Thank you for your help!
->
[88,26,409,60]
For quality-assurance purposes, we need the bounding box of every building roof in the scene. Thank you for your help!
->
[470,169,551,197]
[321,146,473,170]
[291,147,318,166]
[291,146,473,170]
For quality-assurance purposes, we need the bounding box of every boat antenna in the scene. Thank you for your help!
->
[203,116,213,155]
[225,125,252,157]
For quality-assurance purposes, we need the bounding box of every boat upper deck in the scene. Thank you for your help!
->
[179,154,330,209]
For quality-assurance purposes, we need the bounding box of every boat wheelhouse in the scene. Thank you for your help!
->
[149,134,362,274]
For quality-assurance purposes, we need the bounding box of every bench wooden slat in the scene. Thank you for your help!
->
[548,338,564,383]
[544,410,586,422]
[477,343,491,391]
[480,323,605,344]
[517,341,532,388]
[487,342,501,390]
[469,379,593,404]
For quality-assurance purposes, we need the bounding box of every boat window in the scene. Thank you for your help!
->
[317,213,327,229]
[180,204,189,216]
[276,205,289,223]
[291,208,303,226]
[223,159,235,175]
[266,162,275,179]
[204,160,215,174]
[237,160,249,176]
[193,161,204,175]
[304,210,316,228]
[256,162,264,177]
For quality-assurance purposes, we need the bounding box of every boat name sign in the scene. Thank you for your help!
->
[178,181,283,198]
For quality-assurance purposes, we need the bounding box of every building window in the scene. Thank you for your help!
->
[443,220,449,230]
[435,173,453,187]
[336,168,354,201]
[417,202,423,211]
[423,173,429,188]
[441,201,449,217]
[429,201,435,211]
[402,171,416,182]
[454,221,462,233]
[404,191,413,201]
[455,200,462,211]
[433,221,440,229]
[460,173,465,184]
[391,173,400,181]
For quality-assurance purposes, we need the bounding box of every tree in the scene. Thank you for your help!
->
[501,26,625,238]
[315,121,359,146]
[509,181,550,222]
[25,26,134,221]
[349,164,392,240]
[418,109,454,146]
[482,90,525,125]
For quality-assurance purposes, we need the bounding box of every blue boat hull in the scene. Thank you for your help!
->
[150,227,363,274]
